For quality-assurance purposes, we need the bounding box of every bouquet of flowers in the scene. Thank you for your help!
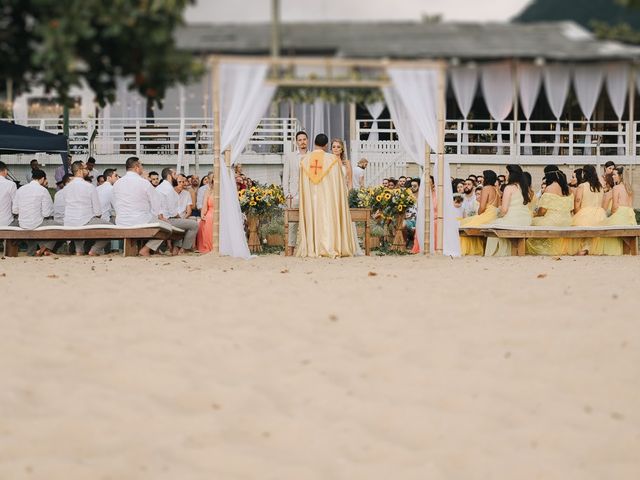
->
[348,187,375,208]
[370,186,416,222]
[238,183,286,216]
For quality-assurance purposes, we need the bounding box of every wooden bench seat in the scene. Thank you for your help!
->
[460,225,640,256]
[1,223,185,257]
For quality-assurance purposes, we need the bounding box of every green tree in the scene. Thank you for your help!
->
[0,0,202,109]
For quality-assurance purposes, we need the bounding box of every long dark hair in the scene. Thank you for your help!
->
[574,168,584,186]
[582,165,602,192]
[506,164,531,204]
[544,170,570,196]
[482,170,498,187]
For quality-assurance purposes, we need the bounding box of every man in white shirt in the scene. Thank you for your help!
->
[175,174,193,218]
[282,130,308,247]
[53,174,71,224]
[0,161,17,227]
[353,158,368,188]
[86,157,98,185]
[461,178,478,218]
[97,168,119,222]
[25,159,41,186]
[156,167,198,254]
[12,169,56,255]
[63,160,109,255]
[112,157,168,256]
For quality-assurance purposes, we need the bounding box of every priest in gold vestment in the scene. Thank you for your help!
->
[296,133,357,258]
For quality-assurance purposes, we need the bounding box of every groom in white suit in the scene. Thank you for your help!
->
[282,130,308,247]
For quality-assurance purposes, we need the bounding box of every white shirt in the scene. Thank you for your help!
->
[353,166,366,188]
[196,185,208,209]
[0,175,17,226]
[112,171,161,226]
[86,167,98,186]
[53,189,65,223]
[461,193,478,218]
[156,179,180,218]
[177,189,192,218]
[12,180,54,229]
[63,177,101,226]
[97,182,114,221]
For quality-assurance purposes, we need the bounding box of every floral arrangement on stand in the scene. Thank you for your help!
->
[348,187,375,209]
[370,186,416,251]
[238,184,286,252]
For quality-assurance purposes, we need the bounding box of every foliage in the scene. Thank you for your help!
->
[274,87,384,105]
[238,183,286,216]
[370,187,416,222]
[0,0,203,107]
[348,187,375,208]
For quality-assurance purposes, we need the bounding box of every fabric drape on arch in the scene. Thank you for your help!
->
[517,64,543,156]
[543,64,571,155]
[605,63,629,155]
[365,102,386,142]
[573,64,605,155]
[384,67,460,257]
[450,66,478,154]
[481,62,513,155]
[218,62,276,258]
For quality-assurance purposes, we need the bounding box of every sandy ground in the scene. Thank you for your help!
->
[0,253,639,480]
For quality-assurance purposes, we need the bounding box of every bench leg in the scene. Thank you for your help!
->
[624,238,638,256]
[3,240,19,257]
[364,220,371,256]
[510,238,526,256]
[123,238,139,257]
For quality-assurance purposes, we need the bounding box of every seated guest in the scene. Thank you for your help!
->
[600,160,616,187]
[410,178,420,196]
[603,166,637,255]
[25,159,41,185]
[53,174,71,224]
[460,170,500,255]
[0,161,17,226]
[497,174,506,188]
[185,174,199,216]
[569,168,584,195]
[381,178,389,188]
[12,169,57,256]
[526,170,573,255]
[571,164,606,255]
[602,173,615,215]
[452,178,464,194]
[467,174,478,186]
[196,175,210,210]
[523,171,536,213]
[96,175,106,186]
[175,174,193,218]
[485,165,533,257]
[476,174,484,187]
[112,157,167,257]
[461,178,477,218]
[97,168,119,222]
[63,160,109,256]
[453,194,464,218]
[398,176,407,188]
[54,155,72,189]
[86,157,98,185]
[148,171,160,187]
[387,178,397,188]
[156,168,198,254]
[196,173,215,253]
[475,185,483,203]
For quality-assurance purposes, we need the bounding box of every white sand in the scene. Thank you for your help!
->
[1,254,639,480]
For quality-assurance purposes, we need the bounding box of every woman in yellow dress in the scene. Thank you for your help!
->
[526,170,574,255]
[485,165,533,256]
[601,173,614,216]
[571,164,606,255]
[602,166,637,255]
[459,170,501,255]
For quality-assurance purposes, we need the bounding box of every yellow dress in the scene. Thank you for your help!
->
[569,183,606,255]
[485,188,533,256]
[526,193,574,255]
[459,205,498,255]
[602,206,637,255]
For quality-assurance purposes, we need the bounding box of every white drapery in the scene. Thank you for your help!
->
[573,64,604,155]
[365,101,386,142]
[385,68,460,257]
[450,66,478,154]
[517,64,542,155]
[218,62,276,258]
[543,64,571,155]
[481,62,513,154]
[605,63,629,154]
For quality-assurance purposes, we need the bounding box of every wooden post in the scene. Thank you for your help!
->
[435,63,447,255]
[212,57,222,254]
[628,67,635,158]
[512,61,519,159]
[423,143,431,255]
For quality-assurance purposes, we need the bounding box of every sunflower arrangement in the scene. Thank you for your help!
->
[348,187,375,208]
[238,183,286,216]
[370,186,416,222]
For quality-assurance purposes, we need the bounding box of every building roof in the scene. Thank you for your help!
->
[177,21,640,61]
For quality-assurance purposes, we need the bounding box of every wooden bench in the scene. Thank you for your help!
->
[284,208,372,256]
[1,223,185,257]
[460,225,640,256]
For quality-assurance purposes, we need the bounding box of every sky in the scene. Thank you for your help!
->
[185,0,532,24]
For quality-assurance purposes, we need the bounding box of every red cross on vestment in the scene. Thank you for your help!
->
[310,158,323,175]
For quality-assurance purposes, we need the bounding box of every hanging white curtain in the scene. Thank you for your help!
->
[517,63,542,155]
[543,64,571,155]
[385,68,460,257]
[606,63,629,155]
[450,66,478,154]
[218,63,276,258]
[365,101,386,142]
[481,62,513,154]
[573,64,604,155]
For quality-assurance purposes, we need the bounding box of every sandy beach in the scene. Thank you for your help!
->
[1,253,639,479]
